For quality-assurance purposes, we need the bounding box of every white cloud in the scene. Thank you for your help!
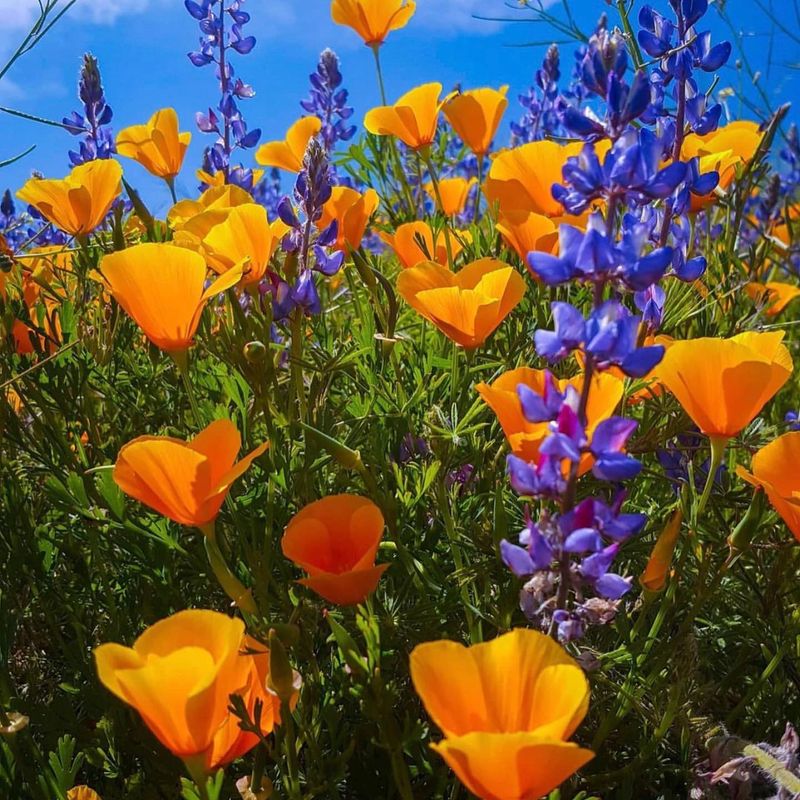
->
[0,0,166,32]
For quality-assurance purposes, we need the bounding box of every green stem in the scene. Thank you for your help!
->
[201,523,257,615]
[281,701,301,799]
[473,156,484,224]
[423,152,455,268]
[371,45,387,105]
[173,351,202,428]
[694,436,727,524]
[616,0,645,69]
[289,308,307,425]
[183,756,210,800]
[166,176,178,204]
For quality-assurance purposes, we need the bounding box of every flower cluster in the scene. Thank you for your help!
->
[270,137,343,318]
[186,0,261,189]
[62,54,115,166]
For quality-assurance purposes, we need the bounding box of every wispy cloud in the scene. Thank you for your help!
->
[0,0,169,29]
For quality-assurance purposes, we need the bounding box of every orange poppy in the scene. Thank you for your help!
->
[318,186,380,251]
[168,183,254,230]
[116,107,191,180]
[443,86,509,156]
[281,494,388,606]
[737,432,800,542]
[681,120,763,211]
[17,159,122,237]
[745,281,800,317]
[396,258,526,348]
[94,610,293,771]
[410,629,593,800]
[67,789,102,800]
[425,177,476,217]
[379,220,470,268]
[639,508,683,593]
[98,243,242,353]
[200,203,282,286]
[476,367,624,472]
[255,117,322,173]
[654,331,793,440]
[331,0,416,46]
[364,83,447,150]
[495,211,559,263]
[485,140,595,218]
[114,418,268,529]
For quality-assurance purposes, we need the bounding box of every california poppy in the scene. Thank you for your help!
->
[443,87,508,156]
[476,367,624,472]
[738,432,800,541]
[495,211,558,263]
[114,418,267,530]
[168,183,254,230]
[379,220,469,269]
[282,494,388,606]
[682,120,762,211]
[318,186,380,251]
[364,83,446,150]
[485,140,611,219]
[116,108,191,180]
[410,629,594,800]
[94,610,292,771]
[200,203,281,286]
[255,117,322,173]
[331,0,416,46]
[98,243,242,354]
[745,281,800,317]
[654,331,793,440]
[67,789,102,800]
[425,177,476,217]
[17,159,122,237]
[396,258,526,348]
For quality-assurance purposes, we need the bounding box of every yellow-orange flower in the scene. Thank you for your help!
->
[485,140,591,218]
[114,418,268,529]
[67,789,101,800]
[199,204,281,286]
[745,281,800,317]
[397,258,525,348]
[282,495,388,606]
[94,610,290,771]
[410,629,593,800]
[17,160,122,237]
[476,367,624,472]
[681,120,763,211]
[379,221,470,268]
[116,108,191,180]
[364,83,446,150]
[425,177,476,217]
[168,184,254,230]
[737,432,800,542]
[654,331,792,439]
[98,243,242,353]
[331,0,416,46]
[255,117,322,173]
[318,186,380,251]
[443,86,509,156]
[495,211,558,263]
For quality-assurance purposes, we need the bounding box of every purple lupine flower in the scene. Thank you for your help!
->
[62,54,115,166]
[186,0,261,189]
[301,49,356,153]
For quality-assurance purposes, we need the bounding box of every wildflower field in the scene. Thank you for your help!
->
[3,0,800,797]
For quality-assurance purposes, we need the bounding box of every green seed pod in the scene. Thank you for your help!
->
[243,340,268,364]
[267,628,296,705]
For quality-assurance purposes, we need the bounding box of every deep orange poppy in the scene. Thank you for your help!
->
[256,117,322,173]
[282,494,388,606]
[318,186,380,251]
[737,432,800,542]
[379,220,470,269]
[443,86,509,156]
[425,177,476,217]
[495,211,559,263]
[114,418,268,529]
[364,83,447,150]
[116,107,191,180]
[331,0,416,46]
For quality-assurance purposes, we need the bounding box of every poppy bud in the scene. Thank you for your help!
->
[244,341,267,363]
[727,487,767,554]
[267,629,296,705]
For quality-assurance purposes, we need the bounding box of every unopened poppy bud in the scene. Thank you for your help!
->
[0,711,29,736]
[244,341,267,364]
[728,487,767,553]
[300,422,364,471]
[267,629,296,705]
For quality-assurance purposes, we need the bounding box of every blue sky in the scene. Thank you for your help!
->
[0,0,798,216]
